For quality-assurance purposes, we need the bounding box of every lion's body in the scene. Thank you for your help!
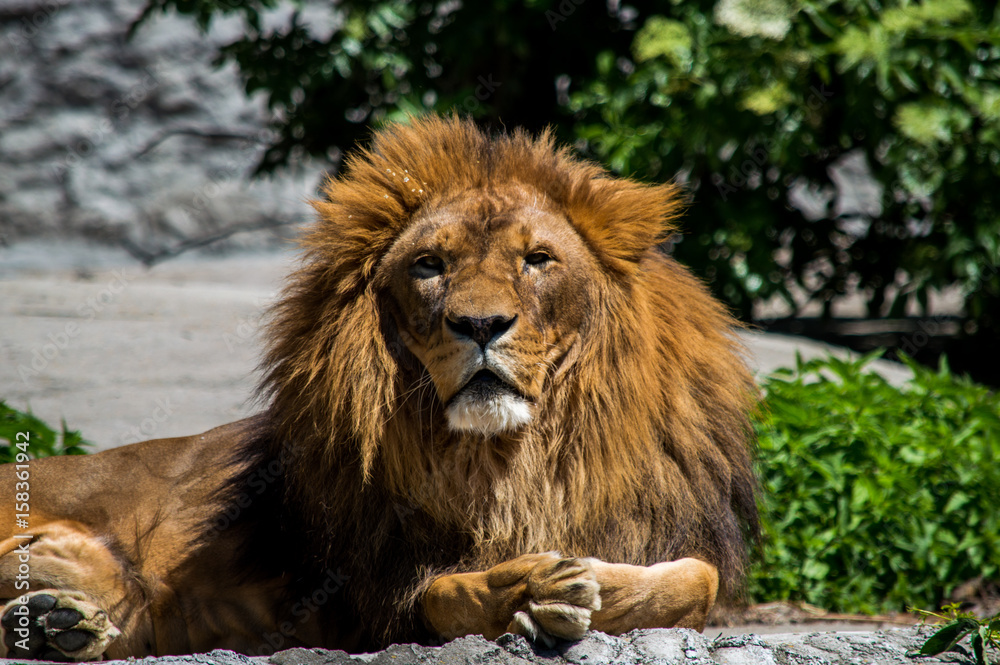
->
[0,422,298,657]
[0,117,758,660]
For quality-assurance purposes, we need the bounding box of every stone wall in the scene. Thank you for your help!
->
[0,0,328,257]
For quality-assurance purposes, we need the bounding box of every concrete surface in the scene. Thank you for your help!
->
[1,241,914,451]
[1,242,295,449]
[0,627,956,665]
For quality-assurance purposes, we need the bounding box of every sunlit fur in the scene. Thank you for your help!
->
[446,392,534,434]
[252,116,759,644]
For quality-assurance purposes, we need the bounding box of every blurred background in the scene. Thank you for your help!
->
[1,0,999,626]
[3,0,997,382]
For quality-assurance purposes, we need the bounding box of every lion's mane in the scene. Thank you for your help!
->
[236,116,758,649]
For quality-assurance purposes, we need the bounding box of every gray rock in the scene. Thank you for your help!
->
[0,0,326,253]
[4,628,947,665]
[269,647,360,665]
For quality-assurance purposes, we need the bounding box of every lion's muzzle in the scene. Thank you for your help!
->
[445,368,533,435]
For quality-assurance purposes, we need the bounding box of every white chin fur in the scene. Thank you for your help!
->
[446,393,533,434]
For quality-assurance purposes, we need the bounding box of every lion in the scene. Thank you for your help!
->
[0,116,758,661]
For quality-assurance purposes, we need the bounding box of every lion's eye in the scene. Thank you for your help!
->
[412,254,445,278]
[524,251,553,267]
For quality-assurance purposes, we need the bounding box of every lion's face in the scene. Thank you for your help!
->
[379,187,599,435]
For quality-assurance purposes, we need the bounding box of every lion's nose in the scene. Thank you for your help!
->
[446,314,516,349]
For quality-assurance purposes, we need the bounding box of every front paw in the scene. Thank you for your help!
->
[1,591,121,661]
[505,553,601,647]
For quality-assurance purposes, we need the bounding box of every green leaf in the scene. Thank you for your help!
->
[882,0,973,32]
[943,491,970,513]
[0,402,91,462]
[739,81,794,115]
[895,101,973,146]
[633,16,692,68]
[801,559,830,579]
[919,619,978,655]
[834,25,889,71]
[972,628,985,665]
[917,0,974,24]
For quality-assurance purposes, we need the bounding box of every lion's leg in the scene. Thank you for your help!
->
[422,552,601,647]
[587,558,719,634]
[0,520,144,661]
[422,555,718,645]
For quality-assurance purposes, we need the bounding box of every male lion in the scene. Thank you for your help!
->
[0,116,758,661]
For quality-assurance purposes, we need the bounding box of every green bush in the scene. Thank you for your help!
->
[0,402,90,463]
[751,352,1000,614]
[570,0,1000,327]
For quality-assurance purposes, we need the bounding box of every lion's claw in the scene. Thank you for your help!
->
[506,554,601,647]
[1,591,121,661]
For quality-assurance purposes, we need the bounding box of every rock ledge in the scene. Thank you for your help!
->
[6,627,950,665]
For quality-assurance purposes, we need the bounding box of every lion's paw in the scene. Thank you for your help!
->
[506,554,601,648]
[1,590,121,661]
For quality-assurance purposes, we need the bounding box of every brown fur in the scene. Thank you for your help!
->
[0,116,758,659]
[262,115,757,586]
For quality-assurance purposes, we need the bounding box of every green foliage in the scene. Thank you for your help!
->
[570,0,1000,329]
[751,353,1000,614]
[0,402,90,463]
[912,604,999,665]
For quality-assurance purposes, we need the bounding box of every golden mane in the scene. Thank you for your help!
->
[255,115,758,600]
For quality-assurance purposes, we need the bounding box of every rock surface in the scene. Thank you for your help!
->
[0,628,953,665]
[0,0,325,253]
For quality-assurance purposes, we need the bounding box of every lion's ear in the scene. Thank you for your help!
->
[566,180,683,269]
